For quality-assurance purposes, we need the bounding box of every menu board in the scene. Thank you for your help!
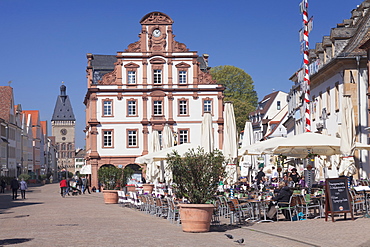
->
[325,177,353,222]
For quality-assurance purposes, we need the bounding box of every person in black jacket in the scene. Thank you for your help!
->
[10,177,19,200]
[267,182,293,220]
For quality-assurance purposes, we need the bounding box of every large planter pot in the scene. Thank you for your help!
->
[102,190,119,204]
[179,204,215,233]
[126,185,136,192]
[142,184,154,194]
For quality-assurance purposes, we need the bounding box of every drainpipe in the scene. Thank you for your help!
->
[356,56,363,178]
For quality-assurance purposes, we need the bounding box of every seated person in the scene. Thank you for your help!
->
[289,168,300,184]
[267,181,293,220]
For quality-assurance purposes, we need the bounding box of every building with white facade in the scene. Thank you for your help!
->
[84,12,225,188]
[249,91,288,142]
[287,1,370,178]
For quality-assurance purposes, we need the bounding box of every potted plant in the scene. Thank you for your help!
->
[18,173,30,182]
[166,147,226,232]
[98,166,134,204]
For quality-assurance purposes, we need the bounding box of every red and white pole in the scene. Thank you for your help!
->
[302,0,311,132]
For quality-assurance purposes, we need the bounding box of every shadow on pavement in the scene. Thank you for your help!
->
[0,238,34,245]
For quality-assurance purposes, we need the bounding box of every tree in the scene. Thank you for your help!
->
[210,65,258,131]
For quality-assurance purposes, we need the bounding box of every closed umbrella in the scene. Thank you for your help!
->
[239,121,257,182]
[201,112,214,153]
[339,96,357,177]
[146,130,161,183]
[162,125,174,184]
[223,102,238,185]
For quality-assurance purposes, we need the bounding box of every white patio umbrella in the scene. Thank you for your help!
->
[135,143,195,164]
[239,121,257,182]
[239,137,286,156]
[146,130,161,183]
[80,165,92,175]
[272,132,342,157]
[338,96,357,177]
[162,125,174,184]
[223,102,238,185]
[201,112,214,153]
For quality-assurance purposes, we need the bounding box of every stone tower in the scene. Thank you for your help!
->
[51,83,76,174]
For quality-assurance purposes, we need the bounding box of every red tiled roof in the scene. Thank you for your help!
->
[0,86,13,122]
[40,121,47,136]
[22,110,39,126]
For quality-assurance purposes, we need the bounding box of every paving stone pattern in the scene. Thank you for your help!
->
[0,184,370,247]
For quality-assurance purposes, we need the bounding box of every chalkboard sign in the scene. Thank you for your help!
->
[325,177,353,222]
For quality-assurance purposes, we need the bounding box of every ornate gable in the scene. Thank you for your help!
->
[125,40,141,52]
[140,12,173,25]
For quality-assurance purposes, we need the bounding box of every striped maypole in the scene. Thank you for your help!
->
[301,0,311,132]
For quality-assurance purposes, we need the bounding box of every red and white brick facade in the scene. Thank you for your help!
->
[84,12,224,188]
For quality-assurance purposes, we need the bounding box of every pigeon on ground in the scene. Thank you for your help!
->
[234,238,244,244]
[225,234,233,239]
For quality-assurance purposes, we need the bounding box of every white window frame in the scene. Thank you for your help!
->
[153,69,162,84]
[128,101,136,116]
[179,100,187,115]
[153,101,162,115]
[128,130,137,147]
[103,130,113,147]
[203,100,212,113]
[179,130,188,144]
[103,101,112,116]
[128,71,136,84]
[179,70,187,84]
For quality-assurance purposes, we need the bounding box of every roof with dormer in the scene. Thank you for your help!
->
[51,84,75,121]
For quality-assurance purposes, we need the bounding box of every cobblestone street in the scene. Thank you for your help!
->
[1,183,370,247]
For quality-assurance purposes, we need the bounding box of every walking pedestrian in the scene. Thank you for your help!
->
[10,177,19,200]
[0,179,6,193]
[59,177,68,197]
[19,178,28,199]
[49,175,53,184]
[83,176,91,194]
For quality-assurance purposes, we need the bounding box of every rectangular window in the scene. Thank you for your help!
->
[154,101,162,115]
[179,100,187,115]
[277,101,281,110]
[128,130,137,147]
[179,71,187,84]
[128,71,136,84]
[203,100,212,113]
[128,101,136,116]
[179,130,188,144]
[103,130,112,147]
[154,69,162,84]
[103,101,112,116]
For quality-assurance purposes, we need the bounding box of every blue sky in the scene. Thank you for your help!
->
[0,0,363,148]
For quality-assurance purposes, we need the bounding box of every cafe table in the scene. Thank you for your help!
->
[239,198,274,223]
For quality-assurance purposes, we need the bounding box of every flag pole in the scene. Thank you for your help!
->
[301,0,311,132]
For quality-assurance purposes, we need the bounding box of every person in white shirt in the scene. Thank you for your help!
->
[271,166,279,182]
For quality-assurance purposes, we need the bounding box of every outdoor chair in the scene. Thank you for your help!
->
[166,198,180,224]
[226,199,251,225]
[139,195,149,213]
[118,191,130,207]
[155,197,168,218]
[217,196,229,217]
[276,195,298,221]
[296,194,321,219]
[349,190,365,215]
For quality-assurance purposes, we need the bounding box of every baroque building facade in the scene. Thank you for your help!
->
[84,12,224,188]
